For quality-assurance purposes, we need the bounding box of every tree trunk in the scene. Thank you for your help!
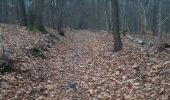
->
[28,0,47,33]
[157,0,161,46]
[33,0,46,32]
[56,0,65,35]
[112,0,122,52]
[17,0,27,26]
[50,0,56,29]
[1,0,8,23]
[0,1,2,23]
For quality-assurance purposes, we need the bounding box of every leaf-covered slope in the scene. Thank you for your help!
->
[0,24,170,99]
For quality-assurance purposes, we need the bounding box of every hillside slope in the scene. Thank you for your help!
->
[0,24,170,99]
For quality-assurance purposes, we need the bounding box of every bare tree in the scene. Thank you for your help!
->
[119,0,128,33]
[50,0,56,29]
[17,0,27,26]
[56,0,65,35]
[29,0,47,33]
[157,0,161,47]
[112,0,122,52]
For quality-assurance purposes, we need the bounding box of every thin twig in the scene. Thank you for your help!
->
[122,75,141,84]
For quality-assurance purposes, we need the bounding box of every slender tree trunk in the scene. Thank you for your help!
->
[153,0,158,34]
[157,0,161,46]
[50,0,56,29]
[105,0,110,31]
[112,0,122,52]
[97,0,102,29]
[30,0,47,33]
[0,1,2,23]
[2,0,8,23]
[18,0,27,26]
[34,0,44,31]
[56,0,64,34]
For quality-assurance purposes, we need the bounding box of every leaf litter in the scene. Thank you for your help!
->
[0,24,170,99]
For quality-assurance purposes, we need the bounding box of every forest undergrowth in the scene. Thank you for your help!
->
[0,24,170,99]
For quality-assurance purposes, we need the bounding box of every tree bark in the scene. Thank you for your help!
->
[0,1,2,23]
[17,0,27,26]
[50,0,56,29]
[33,0,46,32]
[56,0,65,34]
[157,0,161,46]
[112,0,122,52]
[28,0,47,33]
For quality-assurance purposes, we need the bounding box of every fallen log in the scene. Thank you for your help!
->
[134,38,145,45]
[126,34,145,45]
[126,34,133,41]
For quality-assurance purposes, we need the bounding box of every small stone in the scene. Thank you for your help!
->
[68,80,77,89]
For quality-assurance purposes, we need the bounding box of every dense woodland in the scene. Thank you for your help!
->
[1,0,170,31]
[0,0,170,99]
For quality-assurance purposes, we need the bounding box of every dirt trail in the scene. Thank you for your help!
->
[47,30,114,99]
[1,25,170,99]
[46,30,170,100]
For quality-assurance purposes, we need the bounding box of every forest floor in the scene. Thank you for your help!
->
[0,24,170,100]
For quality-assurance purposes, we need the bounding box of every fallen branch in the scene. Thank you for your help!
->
[122,76,141,84]
[126,34,145,45]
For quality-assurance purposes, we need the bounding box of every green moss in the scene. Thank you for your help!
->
[27,24,39,32]
[27,24,60,47]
